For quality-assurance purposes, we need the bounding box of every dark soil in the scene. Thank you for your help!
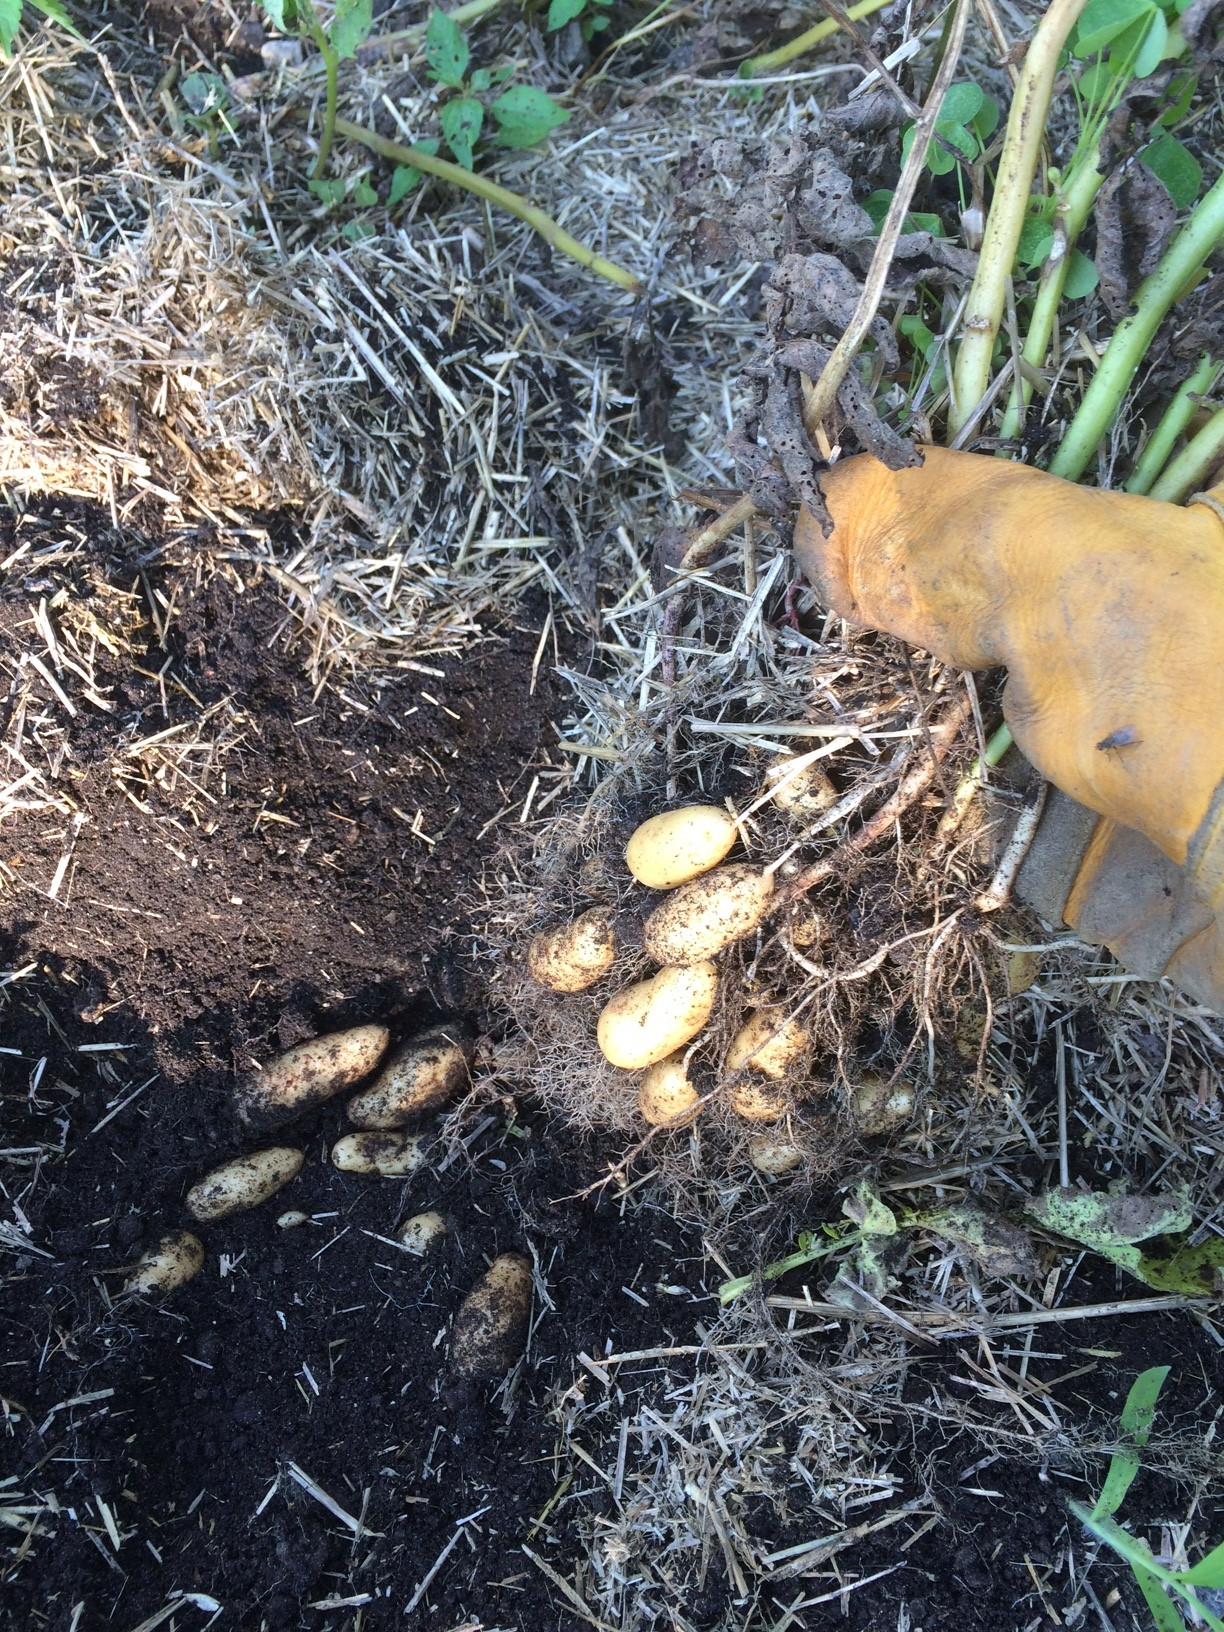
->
[3,508,1221,1632]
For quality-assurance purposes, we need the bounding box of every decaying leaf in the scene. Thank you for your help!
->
[923,1201,1040,1280]
[1026,1185,1192,1248]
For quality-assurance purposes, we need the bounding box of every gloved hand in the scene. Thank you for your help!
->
[794,447,1224,1011]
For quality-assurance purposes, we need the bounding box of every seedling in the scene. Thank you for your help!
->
[545,0,613,43]
[1073,1366,1224,1630]
[260,0,375,177]
[179,71,234,159]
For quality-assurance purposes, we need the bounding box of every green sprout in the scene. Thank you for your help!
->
[545,0,613,44]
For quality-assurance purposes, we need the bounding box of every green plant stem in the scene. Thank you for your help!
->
[334,117,644,293]
[1050,168,1224,482]
[740,0,890,75]
[998,153,1104,441]
[719,1231,859,1305]
[1125,353,1218,493]
[297,0,340,179]
[1148,405,1224,502]
[1071,1505,1224,1632]
[949,0,1090,438]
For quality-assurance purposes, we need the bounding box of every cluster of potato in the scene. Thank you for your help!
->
[122,1022,533,1376]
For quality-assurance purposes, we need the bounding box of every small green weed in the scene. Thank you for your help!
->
[545,0,614,43]
[0,0,80,58]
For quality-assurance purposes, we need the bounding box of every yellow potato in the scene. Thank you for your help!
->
[854,1074,915,1135]
[727,1076,792,1122]
[638,1051,702,1127]
[597,963,719,1070]
[346,1029,470,1128]
[124,1230,205,1296]
[398,1211,448,1255]
[642,865,774,965]
[527,906,617,992]
[748,1137,804,1175]
[331,1131,427,1177]
[277,1210,311,1229]
[237,1024,389,1125]
[186,1148,304,1222]
[725,1009,809,1080]
[625,805,736,889]
[451,1252,533,1381]
[765,754,837,820]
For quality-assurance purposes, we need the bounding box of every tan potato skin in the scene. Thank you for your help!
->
[125,1230,205,1295]
[854,1074,914,1135]
[186,1148,304,1221]
[450,1252,532,1380]
[597,963,719,1070]
[527,907,617,992]
[727,1077,792,1122]
[638,1051,702,1127]
[398,1211,448,1254]
[766,755,838,819]
[642,865,775,965]
[346,1030,469,1128]
[725,1010,809,1080]
[749,1138,803,1175]
[237,1024,389,1124]
[331,1131,427,1176]
[625,806,736,889]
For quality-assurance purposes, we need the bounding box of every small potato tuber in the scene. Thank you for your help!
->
[748,1137,804,1175]
[727,1077,793,1122]
[528,906,617,992]
[642,865,774,965]
[765,754,837,820]
[597,962,719,1070]
[638,1051,702,1127]
[331,1131,428,1177]
[346,1028,470,1128]
[625,805,736,889]
[725,1010,809,1080]
[124,1230,204,1296]
[450,1252,532,1380]
[854,1074,914,1135]
[398,1211,448,1254]
[236,1024,388,1125]
[186,1148,304,1222]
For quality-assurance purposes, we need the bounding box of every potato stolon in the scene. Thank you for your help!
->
[625,805,736,889]
[597,962,719,1070]
[642,865,774,966]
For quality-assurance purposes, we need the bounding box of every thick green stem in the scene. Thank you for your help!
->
[1050,169,1224,482]
[334,117,644,293]
[740,0,890,76]
[998,153,1104,441]
[1125,353,1218,493]
[949,0,1090,438]
[1148,405,1224,502]
[298,0,340,179]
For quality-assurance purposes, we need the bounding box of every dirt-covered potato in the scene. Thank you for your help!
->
[642,865,774,965]
[597,962,719,1070]
[346,1029,470,1128]
[748,1137,803,1175]
[727,1077,793,1122]
[625,805,736,889]
[236,1023,389,1125]
[450,1252,533,1381]
[331,1131,427,1177]
[725,1010,809,1080]
[765,754,837,820]
[527,906,617,992]
[124,1230,205,1296]
[854,1074,914,1134]
[638,1051,702,1127]
[186,1148,304,1221]
[398,1211,448,1254]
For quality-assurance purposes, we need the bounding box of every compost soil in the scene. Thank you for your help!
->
[2,505,1220,1632]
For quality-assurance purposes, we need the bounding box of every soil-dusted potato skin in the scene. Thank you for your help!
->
[727,1076,793,1122]
[855,1074,915,1134]
[638,1051,702,1126]
[450,1252,533,1380]
[331,1130,427,1177]
[766,754,838,819]
[236,1024,389,1125]
[749,1137,804,1175]
[597,962,719,1070]
[398,1211,448,1254]
[124,1230,205,1295]
[625,805,736,889]
[642,865,775,965]
[185,1147,305,1221]
[346,1029,470,1128]
[725,1010,809,1080]
[527,906,617,992]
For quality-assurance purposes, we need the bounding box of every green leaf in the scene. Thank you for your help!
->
[352,176,378,207]
[939,121,981,162]
[1074,0,1155,58]
[341,218,376,241]
[308,177,347,205]
[441,95,484,168]
[426,7,469,86]
[1132,5,1167,74]
[1016,215,1055,268]
[939,81,984,125]
[1135,1236,1224,1293]
[971,95,999,142]
[1183,1539,1224,1589]
[1132,1566,1194,1632]
[330,0,373,59]
[388,138,439,205]
[1026,1185,1192,1249]
[1063,249,1099,298]
[27,0,82,38]
[900,314,936,357]
[863,189,944,236]
[1140,133,1203,208]
[843,1180,897,1236]
[0,0,20,53]
[1091,1366,1169,1519]
[490,84,570,148]
[180,71,229,116]
[1076,58,1116,101]
[1157,71,1198,126]
[260,0,298,31]
[583,11,610,31]
[469,66,491,91]
[547,0,587,26]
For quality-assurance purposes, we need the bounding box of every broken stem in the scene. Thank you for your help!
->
[334,117,644,293]
[739,0,890,76]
